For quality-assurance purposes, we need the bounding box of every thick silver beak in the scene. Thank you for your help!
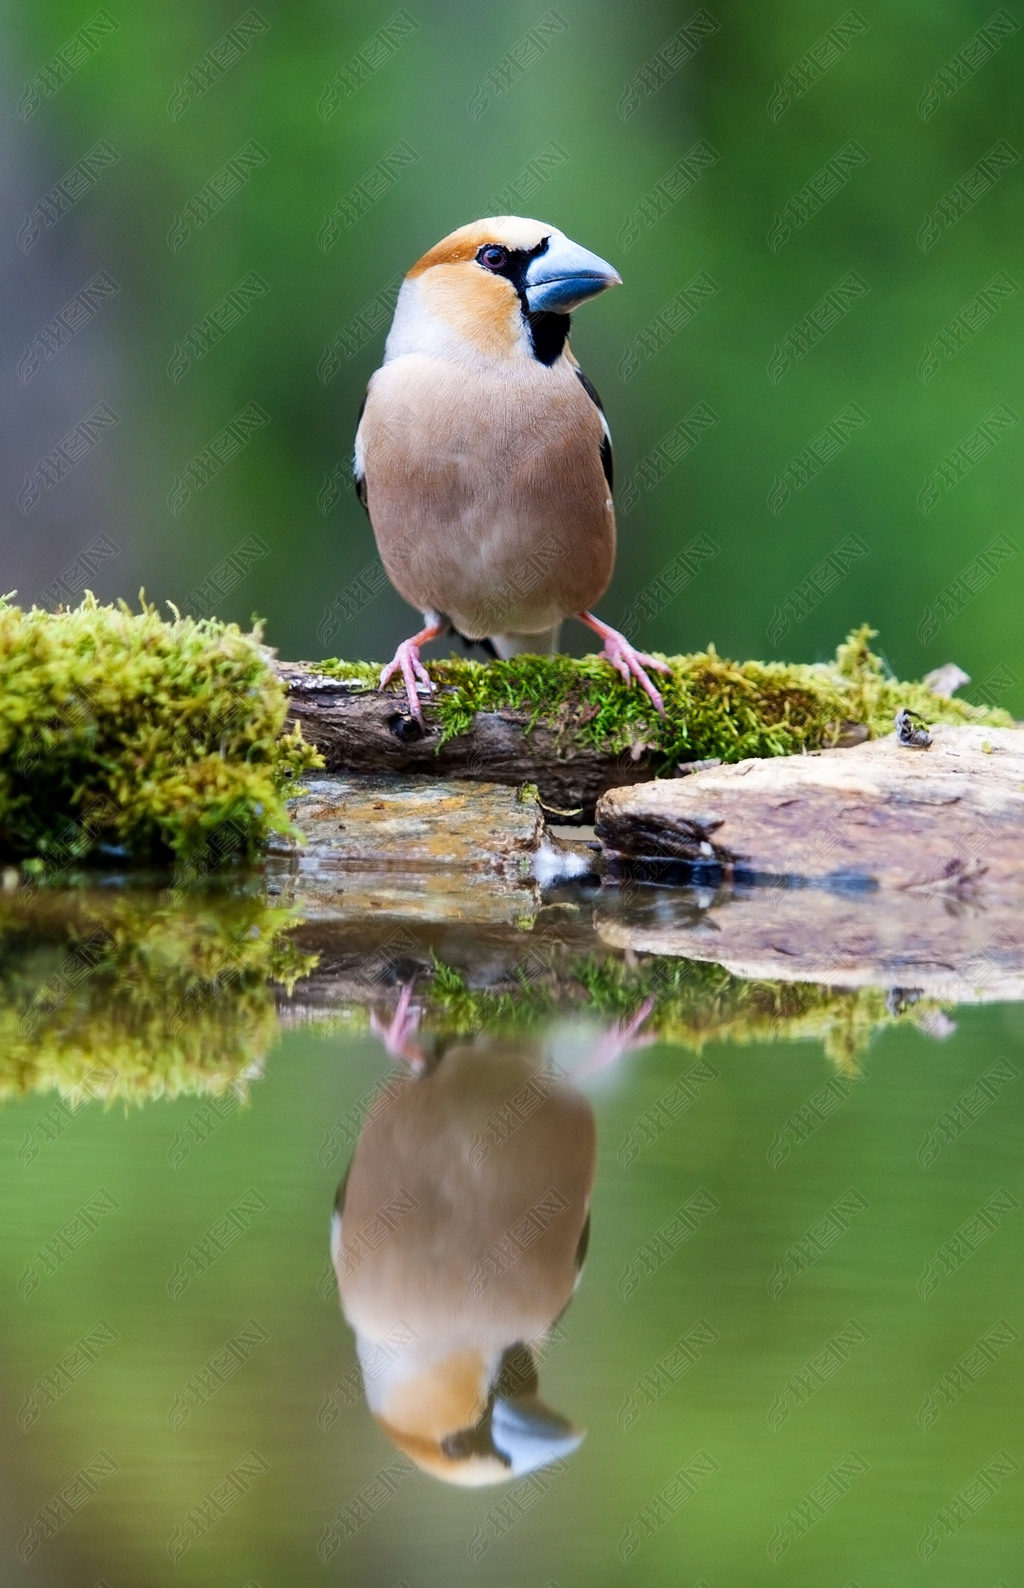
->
[524,233,622,314]
[491,1395,585,1476]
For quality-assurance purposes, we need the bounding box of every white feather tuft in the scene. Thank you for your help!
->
[532,842,591,887]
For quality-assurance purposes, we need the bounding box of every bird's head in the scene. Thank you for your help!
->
[385,216,622,365]
[367,1339,584,1487]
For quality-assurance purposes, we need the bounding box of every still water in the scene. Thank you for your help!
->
[2,883,1022,1586]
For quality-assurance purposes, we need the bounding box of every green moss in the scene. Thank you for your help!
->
[317,626,1011,765]
[0,889,315,1102]
[0,596,321,863]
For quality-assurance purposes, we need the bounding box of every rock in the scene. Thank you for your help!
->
[266,774,543,923]
[595,725,1024,891]
[279,774,543,870]
[597,881,1024,1002]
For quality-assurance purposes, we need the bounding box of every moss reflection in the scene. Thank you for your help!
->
[0,888,313,1102]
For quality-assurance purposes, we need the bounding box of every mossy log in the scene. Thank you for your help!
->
[0,598,1009,855]
[0,596,318,863]
[277,662,663,817]
[279,630,1007,821]
[0,888,312,1102]
[0,883,929,1095]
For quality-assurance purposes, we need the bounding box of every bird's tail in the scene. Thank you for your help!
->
[488,626,562,659]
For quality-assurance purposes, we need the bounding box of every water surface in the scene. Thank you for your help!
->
[2,884,1022,1585]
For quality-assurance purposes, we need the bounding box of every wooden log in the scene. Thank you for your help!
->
[277,662,661,818]
[270,908,947,1070]
[276,642,1009,822]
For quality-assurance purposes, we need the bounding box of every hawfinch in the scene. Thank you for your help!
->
[353,216,670,723]
[332,1028,595,1486]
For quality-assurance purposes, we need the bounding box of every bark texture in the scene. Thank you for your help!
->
[278,662,662,818]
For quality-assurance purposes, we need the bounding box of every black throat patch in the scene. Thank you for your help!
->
[490,239,570,366]
[525,310,570,364]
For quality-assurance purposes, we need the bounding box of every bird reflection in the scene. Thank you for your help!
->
[331,988,650,1486]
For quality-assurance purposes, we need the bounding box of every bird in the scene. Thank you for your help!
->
[328,986,655,1486]
[353,215,671,724]
[331,1020,595,1485]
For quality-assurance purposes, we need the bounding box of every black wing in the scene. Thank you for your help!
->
[575,368,613,491]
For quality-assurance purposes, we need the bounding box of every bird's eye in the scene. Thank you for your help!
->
[477,245,508,271]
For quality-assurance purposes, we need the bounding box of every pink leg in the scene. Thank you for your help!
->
[369,982,426,1070]
[379,619,447,725]
[577,997,657,1076]
[577,611,671,716]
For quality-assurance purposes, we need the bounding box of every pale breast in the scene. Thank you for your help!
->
[358,354,615,637]
[337,1044,596,1343]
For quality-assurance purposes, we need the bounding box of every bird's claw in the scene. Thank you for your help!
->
[369,982,425,1069]
[379,641,435,725]
[598,631,670,716]
[579,997,656,1075]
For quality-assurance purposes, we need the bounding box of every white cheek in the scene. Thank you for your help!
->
[384,278,468,363]
[383,276,533,367]
[383,279,426,361]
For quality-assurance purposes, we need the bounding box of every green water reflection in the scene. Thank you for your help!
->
[1,896,1022,1585]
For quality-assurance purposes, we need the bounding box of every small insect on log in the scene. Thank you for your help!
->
[894,707,932,749]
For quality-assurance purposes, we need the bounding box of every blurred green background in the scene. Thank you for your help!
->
[4,0,1022,708]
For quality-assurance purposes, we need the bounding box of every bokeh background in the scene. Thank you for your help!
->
[3,0,1022,709]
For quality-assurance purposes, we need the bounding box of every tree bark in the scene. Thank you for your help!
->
[278,662,663,818]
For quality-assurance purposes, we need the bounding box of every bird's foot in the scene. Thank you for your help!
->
[370,982,425,1070]
[378,621,445,725]
[578,612,671,716]
[578,998,656,1076]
